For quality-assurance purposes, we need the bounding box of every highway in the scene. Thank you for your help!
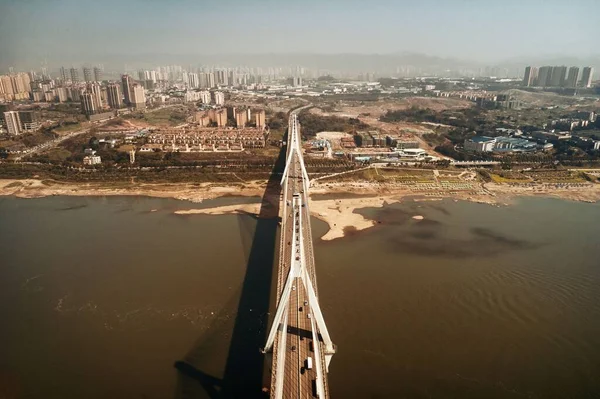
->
[264,108,334,398]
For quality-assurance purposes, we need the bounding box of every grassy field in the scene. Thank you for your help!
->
[54,122,85,134]
[489,171,532,184]
[124,107,189,127]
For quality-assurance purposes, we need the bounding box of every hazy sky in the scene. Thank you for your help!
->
[0,0,598,68]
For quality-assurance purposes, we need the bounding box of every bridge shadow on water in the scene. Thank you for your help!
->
[173,140,287,399]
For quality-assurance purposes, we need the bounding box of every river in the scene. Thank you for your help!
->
[1,195,599,398]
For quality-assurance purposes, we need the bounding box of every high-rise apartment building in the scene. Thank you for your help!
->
[549,66,567,87]
[121,74,133,105]
[580,67,594,88]
[55,87,69,102]
[83,67,93,82]
[199,73,209,89]
[235,109,248,127]
[19,111,41,131]
[130,84,146,109]
[0,75,14,95]
[254,109,266,129]
[3,111,22,135]
[106,83,122,109]
[215,109,227,127]
[10,74,27,94]
[188,73,199,88]
[60,66,68,82]
[207,73,215,88]
[199,90,211,104]
[523,66,538,87]
[88,83,103,109]
[537,66,552,87]
[69,87,82,102]
[214,91,225,106]
[565,67,580,88]
[93,66,103,82]
[70,67,79,83]
[81,92,97,115]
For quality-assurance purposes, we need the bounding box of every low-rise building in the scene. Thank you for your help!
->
[146,127,266,151]
[464,136,496,152]
[493,136,538,152]
[83,155,101,165]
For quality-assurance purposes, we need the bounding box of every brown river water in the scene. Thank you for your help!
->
[1,195,599,398]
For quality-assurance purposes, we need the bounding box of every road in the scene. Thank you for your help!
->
[268,106,332,398]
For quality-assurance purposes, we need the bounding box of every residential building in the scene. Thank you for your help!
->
[106,83,122,109]
[93,66,103,82]
[81,92,97,115]
[235,110,248,127]
[549,66,567,87]
[200,90,211,104]
[60,66,68,82]
[292,76,302,87]
[3,111,22,135]
[523,66,538,87]
[130,84,146,109]
[216,70,229,86]
[19,111,41,131]
[207,73,215,88]
[69,87,82,102]
[199,73,209,88]
[55,87,69,102]
[121,74,133,105]
[32,90,44,102]
[464,136,496,152]
[215,109,227,127]
[9,73,31,94]
[188,73,199,88]
[565,67,580,88]
[214,91,225,106]
[88,82,103,108]
[537,66,552,87]
[254,109,266,129]
[580,67,594,88]
[0,75,14,95]
[70,67,79,83]
[83,67,92,82]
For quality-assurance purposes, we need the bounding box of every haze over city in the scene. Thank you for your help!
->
[1,0,599,71]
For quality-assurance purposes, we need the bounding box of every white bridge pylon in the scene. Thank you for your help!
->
[263,193,334,358]
[280,114,309,190]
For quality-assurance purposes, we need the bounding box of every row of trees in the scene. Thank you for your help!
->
[297,111,369,138]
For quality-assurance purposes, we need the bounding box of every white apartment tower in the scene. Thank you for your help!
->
[3,111,22,135]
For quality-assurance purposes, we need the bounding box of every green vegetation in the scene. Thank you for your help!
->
[53,122,84,134]
[381,106,487,131]
[124,107,189,126]
[297,111,369,138]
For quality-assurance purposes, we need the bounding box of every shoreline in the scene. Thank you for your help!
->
[2,178,600,241]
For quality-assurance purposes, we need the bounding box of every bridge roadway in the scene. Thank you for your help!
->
[268,111,331,398]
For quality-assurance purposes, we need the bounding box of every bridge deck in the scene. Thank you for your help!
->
[269,114,330,398]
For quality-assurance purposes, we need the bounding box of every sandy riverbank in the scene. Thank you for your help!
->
[173,195,398,241]
[0,179,266,203]
[2,178,600,241]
